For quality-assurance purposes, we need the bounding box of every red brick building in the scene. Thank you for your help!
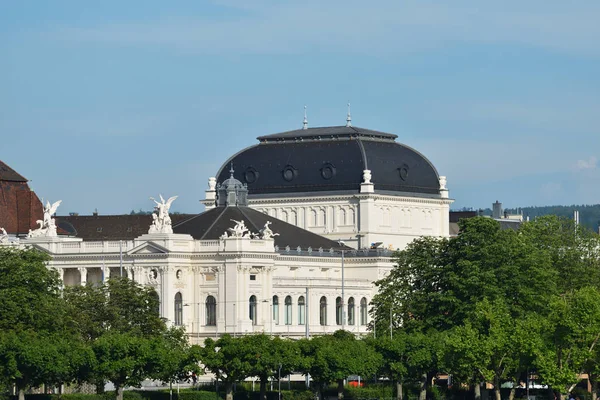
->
[0,160,43,235]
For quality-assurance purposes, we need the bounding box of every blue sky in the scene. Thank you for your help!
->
[1,1,599,215]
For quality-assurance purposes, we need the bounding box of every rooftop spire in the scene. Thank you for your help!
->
[346,102,352,127]
[302,105,308,130]
[229,163,234,177]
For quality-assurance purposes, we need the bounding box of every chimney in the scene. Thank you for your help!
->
[93,208,98,217]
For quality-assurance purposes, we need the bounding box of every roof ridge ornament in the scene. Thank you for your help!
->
[346,102,352,127]
[302,105,308,130]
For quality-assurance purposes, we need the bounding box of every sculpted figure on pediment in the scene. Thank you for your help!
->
[148,195,178,234]
[260,221,280,239]
[28,200,62,238]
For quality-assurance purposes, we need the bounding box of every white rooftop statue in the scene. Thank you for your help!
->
[148,194,178,234]
[227,219,249,238]
[27,200,62,238]
[260,221,279,239]
[0,227,8,244]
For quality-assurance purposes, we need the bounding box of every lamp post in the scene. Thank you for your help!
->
[278,364,282,400]
[338,240,346,330]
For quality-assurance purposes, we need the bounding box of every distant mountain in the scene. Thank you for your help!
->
[453,205,600,232]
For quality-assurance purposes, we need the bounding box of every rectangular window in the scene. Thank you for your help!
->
[250,274,256,281]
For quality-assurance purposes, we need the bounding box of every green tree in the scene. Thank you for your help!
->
[298,330,381,400]
[0,247,77,400]
[443,299,542,400]
[243,334,301,400]
[64,277,165,341]
[92,331,153,400]
[64,277,166,393]
[371,217,557,398]
[536,287,600,400]
[148,328,202,399]
[369,331,439,400]
[200,335,251,400]
[0,246,64,333]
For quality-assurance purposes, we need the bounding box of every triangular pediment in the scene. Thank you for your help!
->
[128,241,169,255]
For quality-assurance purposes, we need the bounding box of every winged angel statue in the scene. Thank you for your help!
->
[28,200,62,238]
[148,195,178,234]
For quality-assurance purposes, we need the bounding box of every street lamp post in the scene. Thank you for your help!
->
[278,364,282,400]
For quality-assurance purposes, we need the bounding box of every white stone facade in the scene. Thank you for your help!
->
[16,232,392,343]
[204,187,452,250]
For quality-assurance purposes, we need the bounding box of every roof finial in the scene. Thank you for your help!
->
[346,101,352,127]
[229,162,234,177]
[302,105,308,130]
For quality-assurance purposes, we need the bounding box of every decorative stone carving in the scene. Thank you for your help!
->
[148,194,178,234]
[439,176,447,190]
[0,227,8,244]
[362,169,372,184]
[28,200,62,238]
[260,221,279,239]
[208,177,217,191]
[225,219,250,238]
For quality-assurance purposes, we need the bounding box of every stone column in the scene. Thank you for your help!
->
[78,267,87,286]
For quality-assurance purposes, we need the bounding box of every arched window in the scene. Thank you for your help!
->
[206,296,216,326]
[319,296,327,326]
[174,292,183,326]
[319,209,326,226]
[282,210,288,223]
[348,297,355,325]
[360,297,368,326]
[340,208,347,225]
[298,296,305,325]
[348,208,356,225]
[272,295,279,325]
[249,295,257,325]
[290,210,298,226]
[311,210,318,226]
[284,296,292,325]
[336,297,343,325]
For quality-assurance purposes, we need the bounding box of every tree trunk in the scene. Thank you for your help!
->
[116,384,124,400]
[18,388,25,400]
[96,379,106,394]
[494,376,501,400]
[337,378,344,400]
[508,388,516,400]
[260,378,267,400]
[225,382,234,400]
[170,381,173,400]
[592,376,598,400]
[474,382,481,400]
[419,372,427,400]
[396,380,403,400]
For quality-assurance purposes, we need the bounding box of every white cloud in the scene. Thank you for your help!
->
[575,156,597,170]
[49,1,600,57]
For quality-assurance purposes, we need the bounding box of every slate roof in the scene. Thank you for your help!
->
[56,214,195,241]
[257,126,398,142]
[174,206,349,250]
[217,126,441,197]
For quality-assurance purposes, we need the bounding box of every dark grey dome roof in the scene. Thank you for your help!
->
[216,126,441,196]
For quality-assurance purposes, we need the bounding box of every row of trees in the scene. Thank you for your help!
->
[0,248,200,400]
[370,216,600,400]
[3,215,600,400]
